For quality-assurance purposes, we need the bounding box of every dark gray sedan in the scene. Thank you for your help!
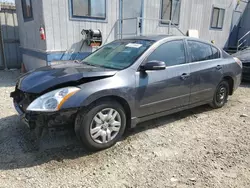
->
[233,47,250,81]
[11,36,242,151]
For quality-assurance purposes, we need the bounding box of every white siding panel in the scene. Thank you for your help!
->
[59,0,68,51]
[43,0,119,52]
[23,54,46,71]
[51,0,61,50]
[143,0,248,48]
[16,0,249,52]
[43,0,54,51]
[15,0,46,50]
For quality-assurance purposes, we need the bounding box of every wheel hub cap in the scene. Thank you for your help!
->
[90,108,122,144]
[102,122,109,129]
[216,86,226,103]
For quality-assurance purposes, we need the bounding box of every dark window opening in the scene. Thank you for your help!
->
[211,7,225,29]
[71,0,106,20]
[21,0,33,20]
[147,40,186,66]
[161,0,181,25]
[188,41,214,62]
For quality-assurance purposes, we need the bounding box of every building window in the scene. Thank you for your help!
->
[211,7,225,29]
[21,0,33,20]
[161,0,181,25]
[71,0,106,20]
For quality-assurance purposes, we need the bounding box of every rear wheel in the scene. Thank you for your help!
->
[210,80,229,109]
[75,100,126,151]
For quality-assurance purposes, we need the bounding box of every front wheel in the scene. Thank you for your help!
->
[75,100,126,151]
[210,80,229,109]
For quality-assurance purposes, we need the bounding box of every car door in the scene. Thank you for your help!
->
[136,40,191,117]
[187,40,223,104]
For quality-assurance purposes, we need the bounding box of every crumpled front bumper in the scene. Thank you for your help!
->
[14,101,31,127]
[13,101,78,130]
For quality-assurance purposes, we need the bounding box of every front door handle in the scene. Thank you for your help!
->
[180,73,190,80]
[216,65,222,70]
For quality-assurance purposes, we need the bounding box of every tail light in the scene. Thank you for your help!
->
[233,57,243,68]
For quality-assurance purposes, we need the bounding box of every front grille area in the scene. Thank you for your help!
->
[11,89,38,112]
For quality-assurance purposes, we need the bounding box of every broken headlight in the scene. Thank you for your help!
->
[27,87,80,112]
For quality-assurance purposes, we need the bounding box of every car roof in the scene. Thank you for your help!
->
[123,35,181,41]
[121,35,221,49]
[123,35,173,41]
[123,35,208,43]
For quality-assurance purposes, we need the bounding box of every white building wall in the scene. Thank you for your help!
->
[42,0,120,53]
[143,0,248,48]
[15,0,46,50]
[23,54,46,70]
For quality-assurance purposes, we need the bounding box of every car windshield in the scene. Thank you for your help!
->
[82,39,154,70]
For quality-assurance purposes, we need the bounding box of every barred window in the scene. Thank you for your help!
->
[71,0,106,20]
[21,0,33,20]
[211,7,225,29]
[161,0,181,25]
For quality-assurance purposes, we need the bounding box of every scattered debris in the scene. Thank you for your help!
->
[224,172,237,179]
[240,114,248,118]
[170,178,178,182]
[189,177,197,182]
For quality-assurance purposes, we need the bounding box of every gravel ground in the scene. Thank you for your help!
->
[0,70,250,188]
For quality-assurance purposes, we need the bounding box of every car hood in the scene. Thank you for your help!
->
[18,61,118,93]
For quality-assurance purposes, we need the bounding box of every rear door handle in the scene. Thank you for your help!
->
[216,65,222,70]
[180,73,190,80]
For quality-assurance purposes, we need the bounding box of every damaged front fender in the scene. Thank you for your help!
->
[59,71,136,116]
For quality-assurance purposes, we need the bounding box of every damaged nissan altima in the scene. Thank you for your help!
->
[11,36,242,151]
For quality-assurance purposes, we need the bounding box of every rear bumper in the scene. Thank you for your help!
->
[13,101,78,130]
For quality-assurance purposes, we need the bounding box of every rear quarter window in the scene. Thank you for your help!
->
[188,41,213,62]
[211,46,221,59]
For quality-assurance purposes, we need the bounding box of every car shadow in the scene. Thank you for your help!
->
[123,104,213,138]
[0,105,213,170]
[0,114,93,170]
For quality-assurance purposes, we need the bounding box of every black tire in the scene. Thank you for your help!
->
[210,80,229,109]
[75,100,126,151]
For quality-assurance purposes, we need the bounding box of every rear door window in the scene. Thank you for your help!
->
[188,41,213,62]
[147,40,186,66]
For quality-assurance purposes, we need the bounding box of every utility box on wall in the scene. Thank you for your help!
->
[82,29,103,47]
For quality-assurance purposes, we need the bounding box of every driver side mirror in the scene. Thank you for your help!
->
[140,60,166,71]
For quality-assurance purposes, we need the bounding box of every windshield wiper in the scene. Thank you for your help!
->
[82,61,120,70]
[81,61,98,67]
[99,65,121,70]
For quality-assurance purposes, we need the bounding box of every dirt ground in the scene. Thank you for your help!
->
[0,70,249,188]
